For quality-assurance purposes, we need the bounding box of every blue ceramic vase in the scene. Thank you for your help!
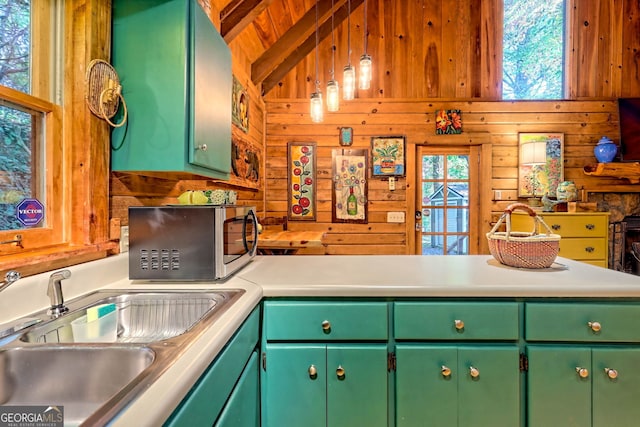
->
[594,137,617,163]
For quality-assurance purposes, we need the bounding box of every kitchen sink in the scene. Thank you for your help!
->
[0,346,155,426]
[0,288,245,426]
[20,290,243,344]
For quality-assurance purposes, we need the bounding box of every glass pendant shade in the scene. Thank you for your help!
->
[359,54,372,90]
[326,80,340,112]
[310,92,323,123]
[343,65,356,100]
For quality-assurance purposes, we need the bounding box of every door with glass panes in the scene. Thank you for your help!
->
[416,146,479,255]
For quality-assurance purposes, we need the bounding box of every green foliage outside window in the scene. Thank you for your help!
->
[503,0,565,100]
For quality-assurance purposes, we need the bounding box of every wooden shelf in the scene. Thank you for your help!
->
[583,162,640,184]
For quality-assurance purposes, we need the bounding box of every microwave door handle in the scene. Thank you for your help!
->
[243,210,258,252]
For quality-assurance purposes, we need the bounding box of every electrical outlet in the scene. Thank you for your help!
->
[388,177,396,191]
[120,226,129,253]
[494,190,502,200]
[387,212,405,223]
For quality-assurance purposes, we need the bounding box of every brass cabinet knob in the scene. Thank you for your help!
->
[321,320,331,332]
[308,365,317,379]
[552,224,561,231]
[586,224,595,230]
[336,365,346,379]
[585,247,595,253]
[441,365,452,377]
[469,366,480,378]
[576,367,589,378]
[588,321,602,332]
[454,319,465,330]
[604,368,618,379]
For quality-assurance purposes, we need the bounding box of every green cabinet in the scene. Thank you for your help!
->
[263,343,388,427]
[261,300,389,427]
[396,345,521,427]
[164,307,259,427]
[525,302,640,427]
[111,0,232,180]
[394,301,522,427]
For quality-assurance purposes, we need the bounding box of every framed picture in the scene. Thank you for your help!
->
[435,109,463,134]
[332,149,368,223]
[287,142,317,221]
[339,127,353,146]
[518,133,564,198]
[232,76,249,133]
[230,131,261,189]
[371,136,405,177]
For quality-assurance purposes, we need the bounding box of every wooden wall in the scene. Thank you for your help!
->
[264,98,630,255]
[264,0,640,100]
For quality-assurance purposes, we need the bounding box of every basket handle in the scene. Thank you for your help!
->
[504,203,538,217]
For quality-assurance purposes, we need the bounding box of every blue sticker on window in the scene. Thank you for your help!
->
[16,198,44,226]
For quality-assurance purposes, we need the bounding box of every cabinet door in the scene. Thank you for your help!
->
[527,345,591,427]
[214,351,259,427]
[262,344,326,427]
[327,344,388,427]
[592,348,640,427]
[396,345,458,427]
[457,346,521,427]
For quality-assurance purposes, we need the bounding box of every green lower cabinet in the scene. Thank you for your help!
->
[262,343,388,427]
[527,346,640,427]
[396,344,521,427]
[214,350,260,427]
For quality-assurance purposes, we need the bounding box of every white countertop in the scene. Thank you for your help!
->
[2,253,640,426]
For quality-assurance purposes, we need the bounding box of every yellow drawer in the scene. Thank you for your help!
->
[394,302,520,340]
[558,237,607,260]
[264,301,388,341]
[525,302,640,342]
[511,212,608,238]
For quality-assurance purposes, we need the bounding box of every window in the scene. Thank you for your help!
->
[0,0,63,254]
[502,0,566,100]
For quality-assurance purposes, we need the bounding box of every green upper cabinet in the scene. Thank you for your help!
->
[111,0,232,180]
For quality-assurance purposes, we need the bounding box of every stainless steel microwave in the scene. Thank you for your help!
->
[128,205,258,281]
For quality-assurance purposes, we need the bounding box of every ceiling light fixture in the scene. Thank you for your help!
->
[326,0,339,112]
[343,0,355,100]
[359,0,371,91]
[310,0,323,123]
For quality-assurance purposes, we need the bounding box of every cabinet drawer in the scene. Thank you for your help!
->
[511,213,608,238]
[525,303,640,342]
[558,238,607,260]
[264,301,388,341]
[394,302,520,340]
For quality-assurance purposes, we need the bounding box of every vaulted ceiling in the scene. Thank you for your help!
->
[218,0,363,95]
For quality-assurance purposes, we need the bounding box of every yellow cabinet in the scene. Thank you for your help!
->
[511,211,610,267]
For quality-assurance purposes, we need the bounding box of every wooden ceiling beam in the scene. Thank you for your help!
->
[252,0,363,94]
[221,0,274,43]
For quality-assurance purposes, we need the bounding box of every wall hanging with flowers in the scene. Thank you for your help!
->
[435,109,463,134]
[287,142,317,221]
[332,149,368,223]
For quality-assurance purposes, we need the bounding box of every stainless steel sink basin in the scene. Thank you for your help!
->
[0,346,154,426]
[20,290,242,344]
[0,289,245,426]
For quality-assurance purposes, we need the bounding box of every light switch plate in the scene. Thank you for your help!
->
[387,212,405,223]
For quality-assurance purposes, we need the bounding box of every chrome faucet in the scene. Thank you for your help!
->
[0,270,21,293]
[47,269,71,317]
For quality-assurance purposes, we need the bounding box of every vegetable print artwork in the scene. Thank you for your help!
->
[287,142,316,221]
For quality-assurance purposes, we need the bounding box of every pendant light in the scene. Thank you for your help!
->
[343,0,356,100]
[310,0,323,123]
[359,0,372,90]
[326,0,339,112]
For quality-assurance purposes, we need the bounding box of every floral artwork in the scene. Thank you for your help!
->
[435,109,463,134]
[287,142,316,221]
[332,149,368,223]
[371,136,405,176]
[518,133,564,198]
[232,76,249,133]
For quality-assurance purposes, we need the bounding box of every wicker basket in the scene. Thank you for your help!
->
[486,203,561,269]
